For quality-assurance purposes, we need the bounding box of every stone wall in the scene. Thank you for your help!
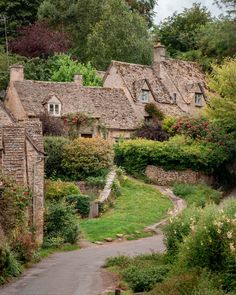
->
[145,165,213,186]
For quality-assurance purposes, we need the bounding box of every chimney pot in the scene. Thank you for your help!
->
[153,43,166,76]
[74,74,83,86]
[10,65,24,82]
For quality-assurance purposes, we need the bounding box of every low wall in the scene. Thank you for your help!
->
[145,165,213,186]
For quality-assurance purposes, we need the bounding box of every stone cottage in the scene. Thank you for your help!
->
[103,43,208,121]
[4,65,139,141]
[0,101,45,244]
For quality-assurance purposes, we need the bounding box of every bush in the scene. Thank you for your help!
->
[39,113,65,136]
[173,183,221,207]
[0,241,22,284]
[44,136,70,178]
[66,195,90,218]
[45,180,80,202]
[145,103,165,121]
[85,175,107,189]
[134,123,169,141]
[114,136,230,176]
[44,201,79,245]
[62,137,114,180]
[162,116,177,136]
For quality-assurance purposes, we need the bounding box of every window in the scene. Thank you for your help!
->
[195,93,203,106]
[80,134,93,138]
[144,116,151,124]
[48,103,61,116]
[172,93,177,103]
[140,90,149,103]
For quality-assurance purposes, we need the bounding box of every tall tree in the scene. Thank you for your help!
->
[125,0,157,25]
[154,3,212,56]
[0,0,42,43]
[215,0,236,17]
[206,58,236,134]
[86,0,152,70]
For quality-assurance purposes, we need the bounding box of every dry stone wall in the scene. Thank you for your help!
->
[145,165,213,186]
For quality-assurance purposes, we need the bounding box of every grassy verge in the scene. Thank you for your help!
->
[80,178,173,242]
[172,183,221,207]
[36,244,80,260]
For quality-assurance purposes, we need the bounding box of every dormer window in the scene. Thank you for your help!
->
[172,93,177,103]
[140,90,149,103]
[46,95,62,117]
[195,93,203,107]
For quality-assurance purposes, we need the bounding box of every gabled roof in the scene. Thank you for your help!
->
[12,80,139,130]
[108,60,173,104]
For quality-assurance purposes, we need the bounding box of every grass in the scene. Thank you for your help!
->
[172,183,221,207]
[80,178,172,242]
[37,244,80,260]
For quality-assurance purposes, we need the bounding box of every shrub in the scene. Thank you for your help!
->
[145,103,165,121]
[44,137,70,178]
[62,137,114,180]
[0,241,22,284]
[173,183,221,207]
[114,136,230,176]
[162,116,177,136]
[85,176,107,189]
[122,264,170,292]
[134,123,169,141]
[44,201,79,245]
[45,180,80,202]
[39,113,65,136]
[66,195,90,218]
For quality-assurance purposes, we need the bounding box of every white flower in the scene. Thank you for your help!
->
[227,231,233,239]
[229,243,235,253]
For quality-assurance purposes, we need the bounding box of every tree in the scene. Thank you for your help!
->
[215,0,236,17]
[0,0,42,43]
[38,0,78,32]
[125,0,157,25]
[206,58,236,134]
[49,54,102,85]
[154,3,212,56]
[86,0,152,70]
[9,22,71,58]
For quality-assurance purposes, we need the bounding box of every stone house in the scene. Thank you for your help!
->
[0,101,45,244]
[4,65,139,141]
[103,43,208,121]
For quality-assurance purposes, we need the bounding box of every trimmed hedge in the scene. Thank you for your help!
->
[114,136,230,175]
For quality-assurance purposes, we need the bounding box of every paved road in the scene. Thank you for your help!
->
[0,235,165,295]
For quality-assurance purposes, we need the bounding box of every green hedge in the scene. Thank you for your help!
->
[114,136,230,175]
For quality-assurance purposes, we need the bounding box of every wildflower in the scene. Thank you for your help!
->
[229,243,235,253]
[227,231,233,239]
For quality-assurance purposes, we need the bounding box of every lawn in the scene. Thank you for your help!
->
[80,178,173,242]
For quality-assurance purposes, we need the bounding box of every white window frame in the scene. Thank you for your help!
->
[48,103,61,117]
[195,93,203,107]
[140,90,149,103]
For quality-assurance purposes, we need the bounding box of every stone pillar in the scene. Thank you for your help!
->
[10,65,24,82]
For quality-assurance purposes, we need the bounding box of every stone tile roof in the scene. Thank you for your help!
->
[161,59,207,104]
[109,61,173,104]
[13,80,139,130]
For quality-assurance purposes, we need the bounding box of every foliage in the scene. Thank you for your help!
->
[172,116,227,144]
[122,264,169,292]
[114,136,230,175]
[44,200,79,245]
[0,174,31,235]
[62,137,114,180]
[0,0,42,43]
[86,0,152,69]
[206,58,236,134]
[80,178,172,242]
[39,112,65,136]
[44,136,70,178]
[9,22,71,58]
[0,240,22,285]
[173,183,221,207]
[85,176,107,189]
[45,180,80,202]
[162,116,177,136]
[66,194,90,218]
[134,123,169,142]
[215,0,236,16]
[145,103,165,121]
[154,3,212,56]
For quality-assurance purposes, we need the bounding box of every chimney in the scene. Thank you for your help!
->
[152,42,166,76]
[10,65,24,82]
[74,74,83,86]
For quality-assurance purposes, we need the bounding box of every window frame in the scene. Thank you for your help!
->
[139,89,149,103]
[48,103,61,117]
[195,93,203,107]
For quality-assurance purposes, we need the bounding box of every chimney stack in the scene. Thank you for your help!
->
[10,65,24,82]
[152,42,166,76]
[74,74,83,86]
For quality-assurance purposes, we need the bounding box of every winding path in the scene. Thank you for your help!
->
[0,186,186,295]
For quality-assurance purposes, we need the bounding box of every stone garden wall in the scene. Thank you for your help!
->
[145,165,213,186]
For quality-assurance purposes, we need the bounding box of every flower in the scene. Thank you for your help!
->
[227,231,233,239]
[229,243,235,253]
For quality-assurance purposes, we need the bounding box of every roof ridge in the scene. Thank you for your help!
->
[112,60,152,69]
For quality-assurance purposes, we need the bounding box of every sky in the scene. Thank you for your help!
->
[154,0,224,24]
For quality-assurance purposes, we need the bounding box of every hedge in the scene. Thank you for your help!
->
[114,136,230,175]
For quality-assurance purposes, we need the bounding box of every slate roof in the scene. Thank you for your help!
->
[13,80,139,130]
